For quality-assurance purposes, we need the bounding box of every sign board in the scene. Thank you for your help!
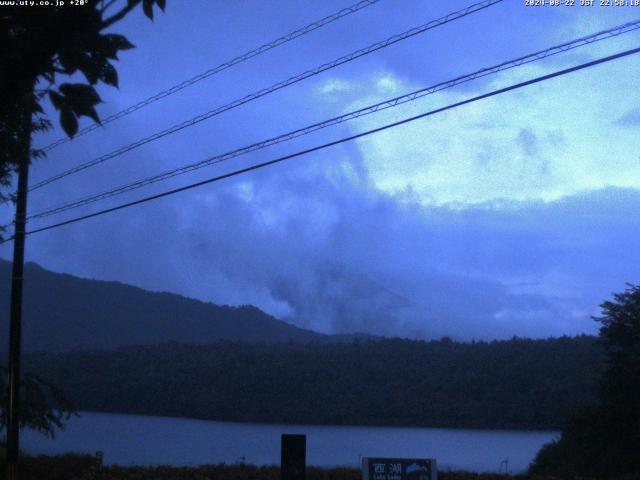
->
[281,434,306,480]
[362,457,437,480]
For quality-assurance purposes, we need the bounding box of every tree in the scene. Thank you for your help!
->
[0,1,167,475]
[0,366,75,439]
[1,0,166,189]
[530,284,640,478]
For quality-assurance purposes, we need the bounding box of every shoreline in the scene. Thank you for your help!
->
[71,410,563,434]
[21,411,555,475]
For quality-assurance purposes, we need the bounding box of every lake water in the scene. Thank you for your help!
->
[21,411,558,473]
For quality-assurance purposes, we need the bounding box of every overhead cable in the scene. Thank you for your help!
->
[27,19,640,221]
[30,0,503,191]
[11,45,639,242]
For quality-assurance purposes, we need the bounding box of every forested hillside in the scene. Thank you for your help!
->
[24,336,603,430]
[0,260,343,350]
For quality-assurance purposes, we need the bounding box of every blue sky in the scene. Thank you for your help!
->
[2,0,640,339]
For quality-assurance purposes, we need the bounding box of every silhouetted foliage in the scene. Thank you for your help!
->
[0,0,166,234]
[530,284,640,478]
[24,336,602,430]
[0,0,166,436]
[0,366,75,438]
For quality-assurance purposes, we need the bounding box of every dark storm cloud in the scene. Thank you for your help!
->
[11,142,640,340]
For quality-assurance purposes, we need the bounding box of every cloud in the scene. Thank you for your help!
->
[318,78,353,95]
[517,128,539,157]
[616,108,640,126]
[3,1,640,343]
[9,140,640,340]
[335,52,640,205]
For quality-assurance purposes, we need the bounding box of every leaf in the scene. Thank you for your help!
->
[31,148,46,160]
[49,90,65,110]
[155,0,166,11]
[143,0,154,20]
[57,84,102,127]
[32,118,52,134]
[59,83,102,107]
[100,62,119,88]
[57,50,81,75]
[75,105,101,125]
[79,60,101,85]
[101,34,135,60]
[31,97,44,114]
[60,107,78,138]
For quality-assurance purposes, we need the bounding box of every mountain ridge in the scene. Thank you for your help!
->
[0,258,368,351]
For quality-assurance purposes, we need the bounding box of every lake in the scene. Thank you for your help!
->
[21,411,558,473]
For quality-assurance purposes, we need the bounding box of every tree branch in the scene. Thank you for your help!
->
[101,0,141,30]
[100,0,118,14]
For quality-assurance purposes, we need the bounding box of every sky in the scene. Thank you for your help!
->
[2,0,640,340]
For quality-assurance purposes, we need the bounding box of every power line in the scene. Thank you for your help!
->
[38,0,384,153]
[30,0,503,191]
[26,19,640,221]
[10,45,639,243]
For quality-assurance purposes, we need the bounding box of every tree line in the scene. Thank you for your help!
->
[530,284,640,478]
[22,335,602,431]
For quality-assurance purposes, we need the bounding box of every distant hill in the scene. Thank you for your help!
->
[0,259,350,351]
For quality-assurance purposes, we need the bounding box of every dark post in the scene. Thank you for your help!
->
[281,434,306,480]
[5,85,33,480]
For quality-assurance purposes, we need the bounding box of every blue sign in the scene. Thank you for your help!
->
[362,457,436,480]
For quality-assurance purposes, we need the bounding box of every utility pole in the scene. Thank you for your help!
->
[5,85,33,480]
